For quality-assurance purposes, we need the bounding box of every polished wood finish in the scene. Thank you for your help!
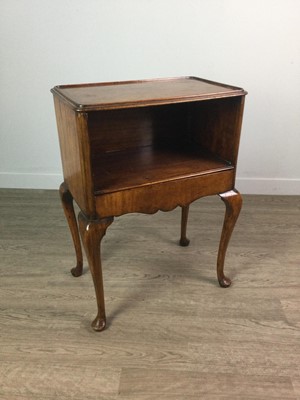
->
[51,76,247,331]
[180,205,190,247]
[218,190,243,287]
[52,76,246,111]
[78,213,114,332]
[1,190,300,399]
[59,182,83,277]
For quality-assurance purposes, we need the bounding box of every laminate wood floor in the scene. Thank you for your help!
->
[0,189,299,399]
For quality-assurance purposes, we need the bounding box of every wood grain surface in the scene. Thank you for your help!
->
[0,189,299,399]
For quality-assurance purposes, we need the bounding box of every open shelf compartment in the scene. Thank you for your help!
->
[92,144,233,195]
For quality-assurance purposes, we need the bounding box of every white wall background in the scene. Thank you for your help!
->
[1,0,300,194]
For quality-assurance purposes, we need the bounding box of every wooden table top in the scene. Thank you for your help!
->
[51,76,246,111]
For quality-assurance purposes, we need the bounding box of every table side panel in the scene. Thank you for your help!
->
[191,96,245,167]
[53,97,95,215]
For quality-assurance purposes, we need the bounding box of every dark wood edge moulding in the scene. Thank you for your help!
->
[51,76,247,112]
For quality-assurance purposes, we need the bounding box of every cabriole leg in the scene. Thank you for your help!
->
[59,182,83,277]
[179,205,190,246]
[217,190,242,288]
[78,212,114,332]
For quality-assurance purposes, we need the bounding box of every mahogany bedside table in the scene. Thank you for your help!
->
[51,77,247,331]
